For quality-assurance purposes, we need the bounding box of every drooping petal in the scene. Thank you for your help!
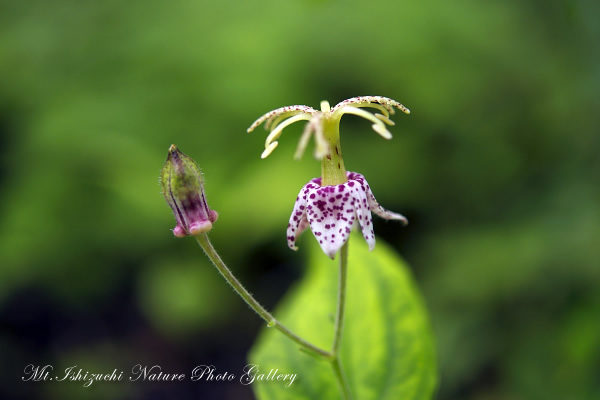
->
[287,172,407,259]
[348,172,408,224]
[287,180,320,250]
[306,183,357,259]
[367,191,408,225]
[345,175,376,251]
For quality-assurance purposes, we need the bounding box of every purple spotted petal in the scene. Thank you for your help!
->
[287,180,320,250]
[304,183,357,259]
[348,172,408,225]
[346,176,376,251]
[366,189,408,224]
[287,172,407,259]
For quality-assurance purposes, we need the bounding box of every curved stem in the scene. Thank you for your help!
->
[195,233,332,360]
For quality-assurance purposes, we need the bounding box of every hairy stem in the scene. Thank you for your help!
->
[332,240,349,354]
[195,232,332,360]
[331,352,353,400]
[330,240,353,399]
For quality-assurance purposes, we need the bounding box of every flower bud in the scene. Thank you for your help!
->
[161,145,218,237]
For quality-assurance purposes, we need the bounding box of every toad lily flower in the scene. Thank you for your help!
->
[249,96,411,259]
[161,145,218,237]
[287,171,407,259]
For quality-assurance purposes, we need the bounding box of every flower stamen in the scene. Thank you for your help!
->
[375,113,395,126]
[248,105,317,133]
[337,106,393,139]
[261,141,279,159]
[330,95,410,116]
[294,114,330,160]
[248,96,409,160]
[264,114,313,150]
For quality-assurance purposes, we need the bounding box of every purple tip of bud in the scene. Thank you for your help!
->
[161,145,218,237]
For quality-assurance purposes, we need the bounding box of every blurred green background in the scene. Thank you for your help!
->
[1,0,599,399]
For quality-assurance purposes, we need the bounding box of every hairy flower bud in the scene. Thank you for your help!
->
[161,145,218,237]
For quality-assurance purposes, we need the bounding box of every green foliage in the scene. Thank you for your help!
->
[138,256,234,339]
[249,232,436,399]
[0,0,599,398]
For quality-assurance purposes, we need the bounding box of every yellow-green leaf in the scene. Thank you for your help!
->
[249,232,437,399]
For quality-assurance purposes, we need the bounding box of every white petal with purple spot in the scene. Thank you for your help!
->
[287,172,408,259]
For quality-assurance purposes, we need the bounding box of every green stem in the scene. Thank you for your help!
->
[317,107,353,399]
[195,233,332,360]
[332,240,349,354]
[331,356,353,400]
[330,240,353,400]
[320,116,347,186]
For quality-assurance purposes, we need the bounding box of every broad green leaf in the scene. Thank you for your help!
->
[249,232,437,399]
